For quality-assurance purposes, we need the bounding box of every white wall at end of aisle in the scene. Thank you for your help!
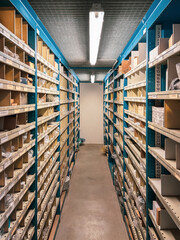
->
[80,83,103,144]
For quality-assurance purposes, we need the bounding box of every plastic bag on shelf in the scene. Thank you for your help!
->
[53,72,58,79]
[28,149,34,159]
[169,78,180,90]
[176,63,180,80]
[44,151,50,159]
[4,46,14,58]
[5,193,14,208]
[137,195,145,214]
[39,79,45,87]
[128,127,134,132]
[0,227,4,238]
[2,146,12,158]
[133,219,139,229]
[23,133,28,143]
[21,181,26,189]
[14,53,20,61]
[20,77,28,85]
[44,135,49,144]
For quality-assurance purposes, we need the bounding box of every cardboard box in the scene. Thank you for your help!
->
[4,115,17,130]
[26,61,34,69]
[161,174,180,196]
[153,201,161,225]
[176,143,180,170]
[164,100,180,129]
[152,106,164,127]
[20,93,27,105]
[121,60,131,74]
[150,38,169,61]
[165,138,176,160]
[131,51,139,69]
[173,24,180,45]
[138,42,146,63]
[160,209,177,229]
[159,38,169,54]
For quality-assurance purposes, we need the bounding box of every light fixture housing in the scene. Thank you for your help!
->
[91,74,95,83]
[89,4,104,65]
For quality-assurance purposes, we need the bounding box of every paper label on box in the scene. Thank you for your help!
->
[19,129,25,135]
[2,111,8,116]
[1,136,8,144]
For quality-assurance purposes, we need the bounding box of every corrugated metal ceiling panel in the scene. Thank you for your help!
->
[28,0,153,81]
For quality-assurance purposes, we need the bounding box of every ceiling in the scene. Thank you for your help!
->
[28,0,153,82]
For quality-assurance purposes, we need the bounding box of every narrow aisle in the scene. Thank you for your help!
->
[55,144,129,240]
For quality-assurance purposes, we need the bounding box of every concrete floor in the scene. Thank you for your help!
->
[55,144,129,240]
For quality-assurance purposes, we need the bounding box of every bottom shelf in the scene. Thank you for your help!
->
[60,191,67,211]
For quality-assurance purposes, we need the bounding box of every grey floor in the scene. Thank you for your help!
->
[55,144,129,240]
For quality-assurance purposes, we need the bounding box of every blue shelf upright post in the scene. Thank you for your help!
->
[146,27,156,240]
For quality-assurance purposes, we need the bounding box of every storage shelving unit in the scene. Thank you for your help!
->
[103,0,180,239]
[0,1,80,239]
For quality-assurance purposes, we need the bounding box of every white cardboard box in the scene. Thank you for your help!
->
[138,42,146,63]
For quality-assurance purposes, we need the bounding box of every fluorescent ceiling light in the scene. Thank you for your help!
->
[89,5,104,65]
[91,74,95,83]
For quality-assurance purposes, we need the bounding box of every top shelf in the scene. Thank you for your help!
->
[0,23,35,58]
[149,41,180,68]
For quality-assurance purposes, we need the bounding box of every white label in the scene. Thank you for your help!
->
[2,111,8,116]
[19,129,25,135]
[143,28,146,35]
[37,29,40,35]
[1,136,8,144]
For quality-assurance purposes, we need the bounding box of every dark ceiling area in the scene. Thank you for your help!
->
[28,0,154,81]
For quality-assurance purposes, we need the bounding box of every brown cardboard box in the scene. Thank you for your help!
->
[153,200,161,225]
[164,100,180,129]
[121,60,131,74]
[0,7,16,34]
[175,143,180,170]
[4,115,17,130]
[26,61,34,69]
